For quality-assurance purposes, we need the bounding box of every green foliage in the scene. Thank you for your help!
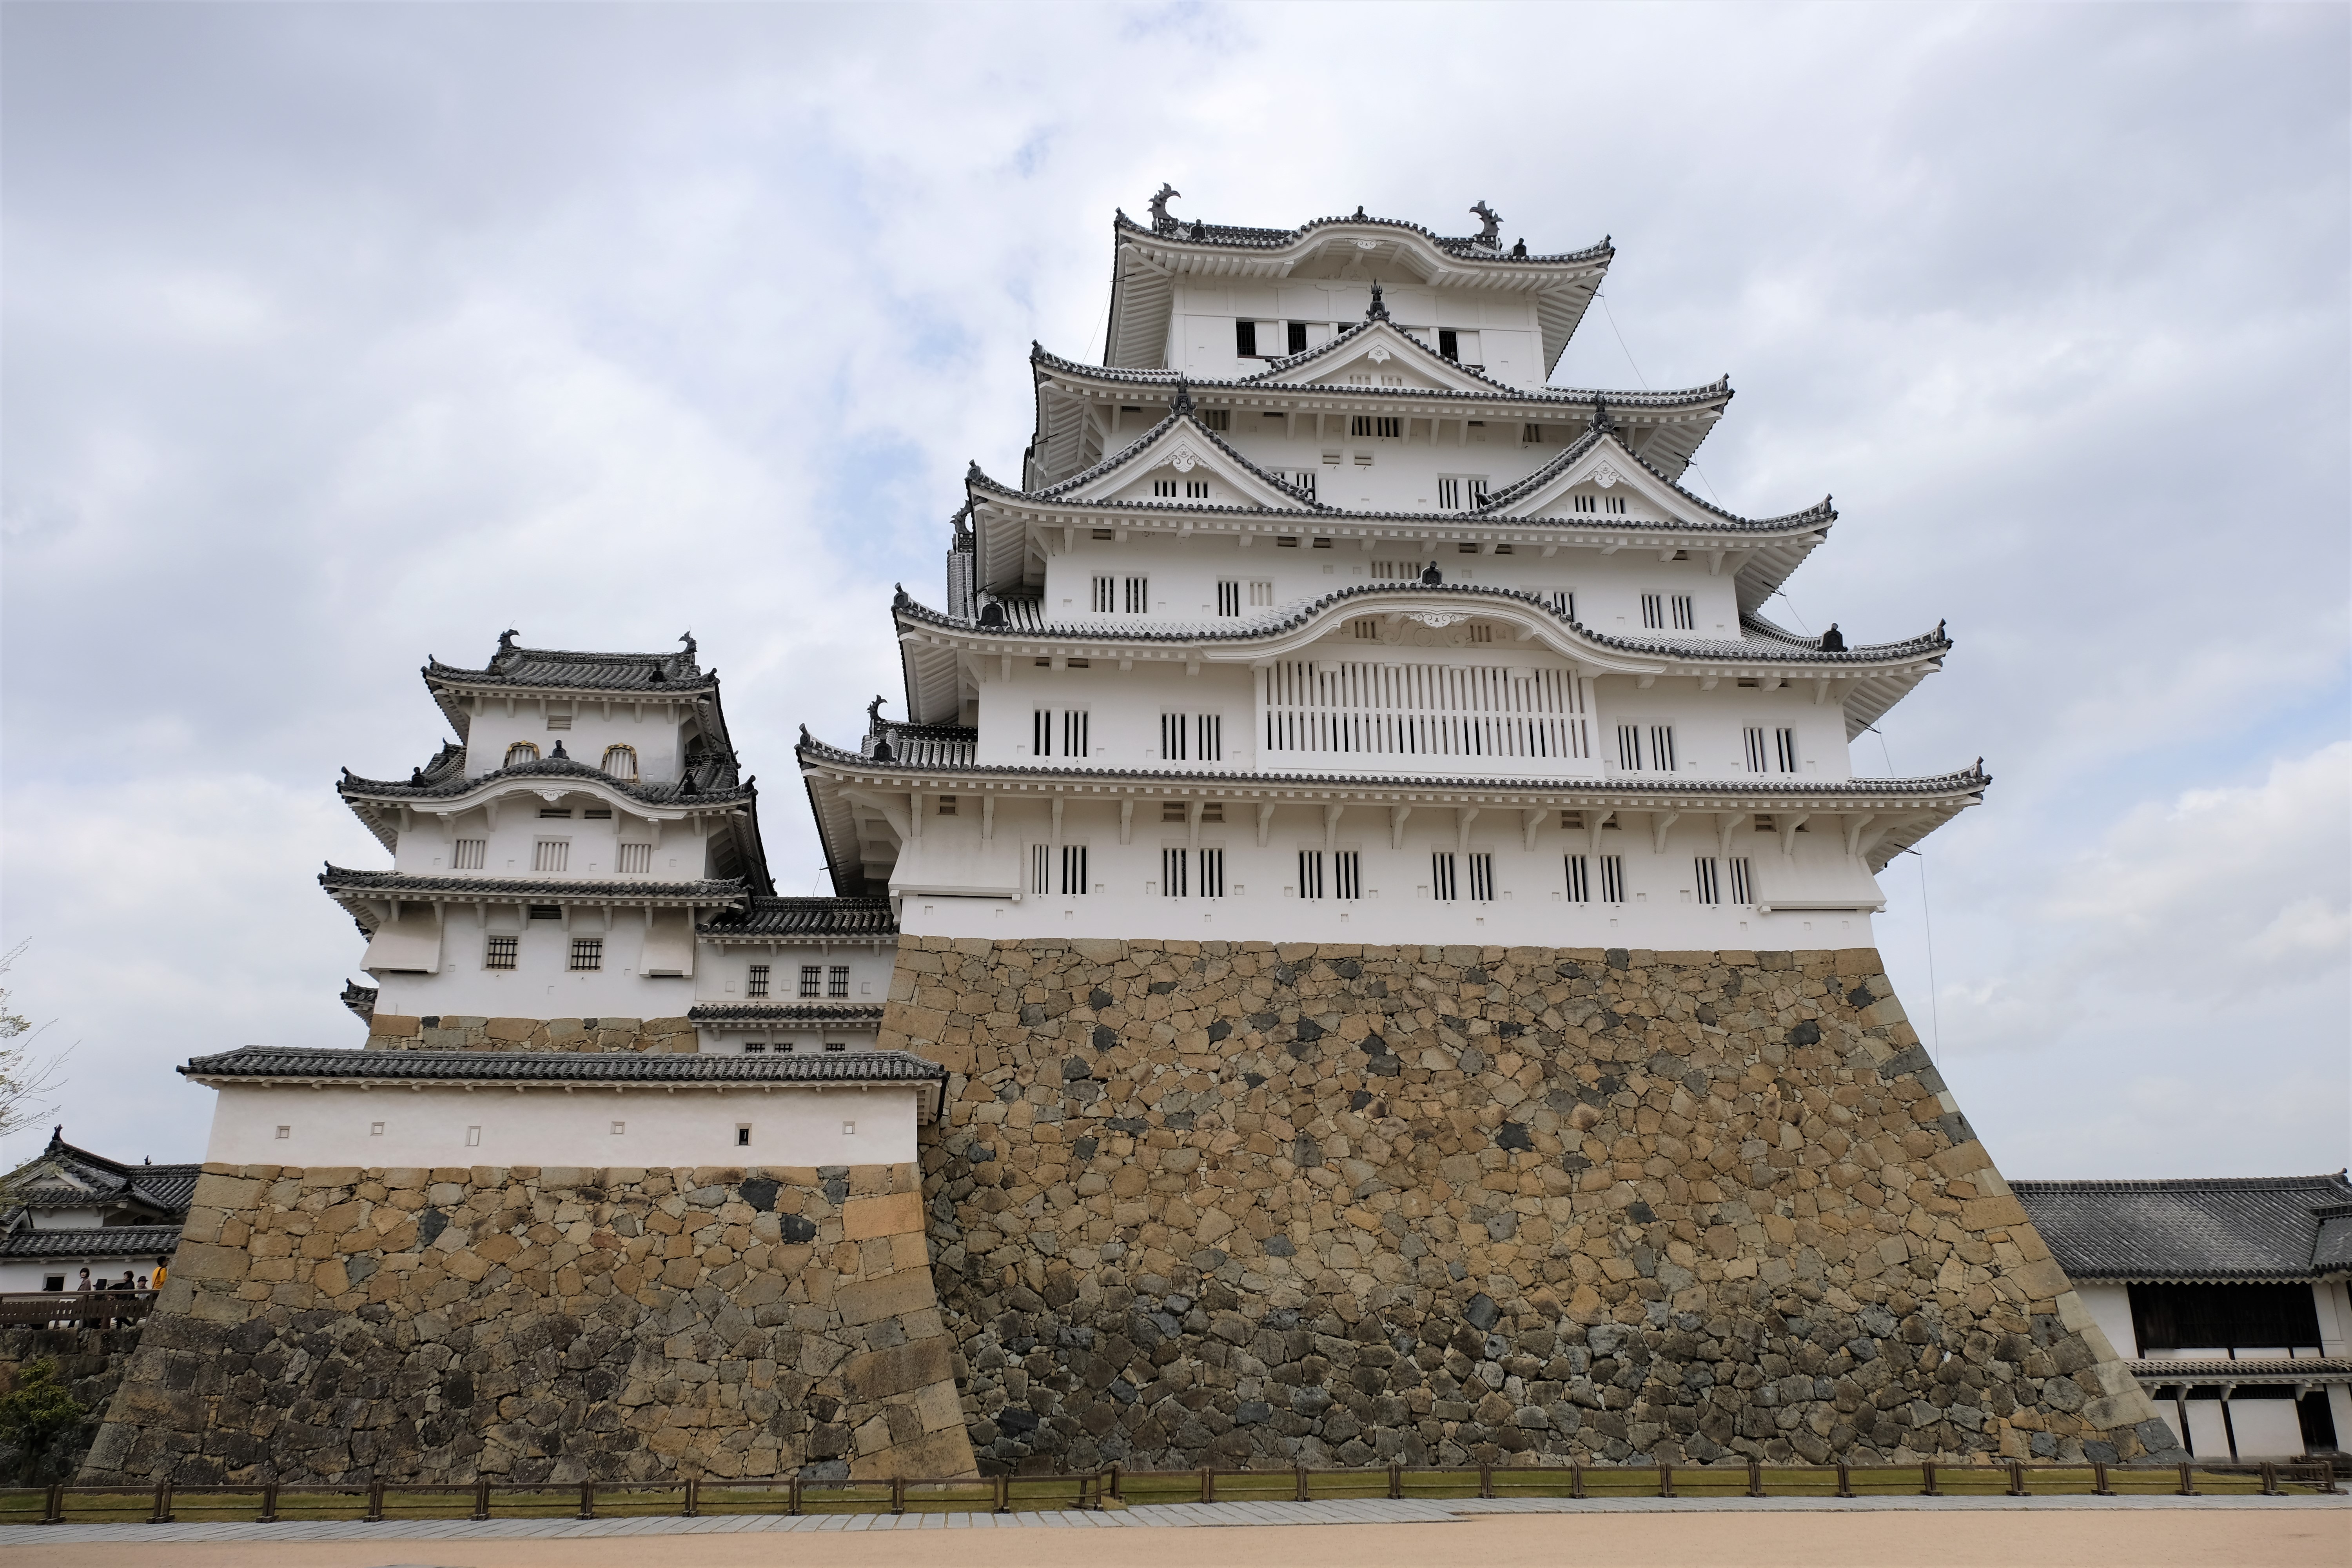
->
[0,1359,87,1484]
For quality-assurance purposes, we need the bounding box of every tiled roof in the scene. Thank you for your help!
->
[3,1131,202,1220]
[424,635,713,695]
[2126,1356,2352,1386]
[180,1045,945,1086]
[2011,1173,2352,1283]
[1475,423,1834,532]
[894,581,1947,665]
[340,981,378,1022]
[697,898,899,940]
[797,733,1990,799]
[1112,207,1612,265]
[0,1225,182,1261]
[687,1004,888,1023]
[339,753,752,806]
[320,866,748,901]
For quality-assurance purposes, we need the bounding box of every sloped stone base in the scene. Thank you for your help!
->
[80,1162,973,1484]
[882,939,2181,1474]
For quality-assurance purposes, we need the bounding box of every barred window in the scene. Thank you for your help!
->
[1641,593,1665,630]
[1334,850,1361,900]
[828,966,849,999]
[1162,715,1188,761]
[1030,844,1051,896]
[799,965,821,998]
[484,935,518,970]
[1776,727,1800,773]
[1197,848,1225,900]
[504,742,540,768]
[1599,855,1627,904]
[569,937,603,972]
[1061,844,1089,897]
[1198,408,1230,431]
[1249,581,1274,607]
[453,838,486,871]
[617,842,653,874]
[1564,854,1591,903]
[1124,576,1150,614]
[602,744,638,780]
[1431,852,1459,902]
[1161,847,1189,898]
[1216,580,1241,617]
[1728,857,1753,904]
[748,964,770,998]
[1349,415,1402,439]
[1092,574,1115,612]
[1467,853,1495,902]
[1298,850,1324,900]
[533,840,570,873]
[545,709,572,730]
[1152,479,1176,497]
[1671,594,1696,631]
[1744,725,1769,773]
[1185,480,1209,499]
[1695,857,1722,906]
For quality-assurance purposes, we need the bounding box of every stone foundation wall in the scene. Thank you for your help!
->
[882,939,2180,1474]
[364,1015,696,1053]
[0,1327,147,1479]
[81,1161,973,1484]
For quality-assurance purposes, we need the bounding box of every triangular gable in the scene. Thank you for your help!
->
[1052,413,1320,510]
[1256,320,1506,397]
[1481,428,1711,524]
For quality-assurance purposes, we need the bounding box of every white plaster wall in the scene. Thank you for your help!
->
[201,1082,923,1169]
[697,947,894,1006]
[1172,282,1544,387]
[459,697,691,783]
[2076,1284,2139,1357]
[2226,1399,2310,1458]
[1038,536,1745,642]
[372,919,699,1018]
[893,797,1884,947]
[393,801,709,881]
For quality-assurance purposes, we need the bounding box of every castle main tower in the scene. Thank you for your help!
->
[806,194,2178,1475]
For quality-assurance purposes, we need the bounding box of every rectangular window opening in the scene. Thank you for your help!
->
[569,938,603,972]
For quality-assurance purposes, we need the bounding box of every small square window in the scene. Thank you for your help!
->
[274,1125,290,1141]
[484,936,518,971]
[611,1120,626,1135]
[735,1125,752,1146]
[842,1121,857,1136]
[370,1122,385,1137]
[465,1126,482,1147]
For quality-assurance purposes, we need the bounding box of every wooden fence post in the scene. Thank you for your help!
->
[1201,1467,1214,1503]
[992,1473,1007,1514]
[1835,1461,1853,1499]
[2006,1461,2027,1498]
[1570,1463,1584,1500]
[1748,1458,1764,1498]
[2176,1461,2197,1497]
[260,1483,279,1523]
[1920,1461,1938,1497]
[2260,1462,2281,1496]
[148,1481,172,1524]
[1478,1461,1493,1499]
[2092,1461,2110,1497]
[683,1477,699,1517]
[40,1483,62,1526]
[1389,1462,1402,1500]
[1110,1463,1123,1503]
[1658,1462,1673,1499]
[472,1478,490,1521]
[366,1479,385,1522]
[890,1475,906,1514]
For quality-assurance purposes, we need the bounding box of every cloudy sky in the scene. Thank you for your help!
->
[3,3,2345,1178]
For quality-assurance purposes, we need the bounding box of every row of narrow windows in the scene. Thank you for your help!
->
[1013,846,1760,906]
[1081,575,1691,626]
[452,838,656,874]
[1020,712,1801,775]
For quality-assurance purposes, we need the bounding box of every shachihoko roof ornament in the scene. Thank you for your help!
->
[1148,182,1180,234]
[1470,201,1502,247]
[1366,280,1391,322]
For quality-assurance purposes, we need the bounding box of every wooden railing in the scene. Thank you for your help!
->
[0,1290,157,1328]
[4,1458,2337,1525]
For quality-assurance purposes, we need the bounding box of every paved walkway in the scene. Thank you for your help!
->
[0,1490,2341,1546]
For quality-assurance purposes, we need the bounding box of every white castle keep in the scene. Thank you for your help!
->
[801,193,1980,949]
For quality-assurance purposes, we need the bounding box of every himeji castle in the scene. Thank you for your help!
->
[101,194,2201,1490]
[800,198,1980,947]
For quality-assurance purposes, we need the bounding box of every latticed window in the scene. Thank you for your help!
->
[747,964,769,998]
[1467,853,1495,902]
[799,965,821,998]
[484,936,517,970]
[828,966,849,999]
[616,843,652,874]
[602,744,638,780]
[569,938,603,972]
[505,742,540,768]
[1564,854,1591,903]
[533,840,569,873]
[1060,846,1088,897]
[452,839,486,871]
[1431,853,1458,902]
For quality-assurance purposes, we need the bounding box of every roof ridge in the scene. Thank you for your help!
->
[1029,342,1731,408]
[2013,1174,2352,1192]
[988,407,1325,510]
[1113,207,1613,265]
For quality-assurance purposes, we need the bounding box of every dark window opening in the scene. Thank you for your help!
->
[1286,321,1308,354]
[2129,1282,2323,1354]
[1235,320,1258,357]
[1438,329,1459,360]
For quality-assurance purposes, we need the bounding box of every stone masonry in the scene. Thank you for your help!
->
[363,1015,697,1053]
[881,938,2182,1474]
[81,1161,974,1484]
